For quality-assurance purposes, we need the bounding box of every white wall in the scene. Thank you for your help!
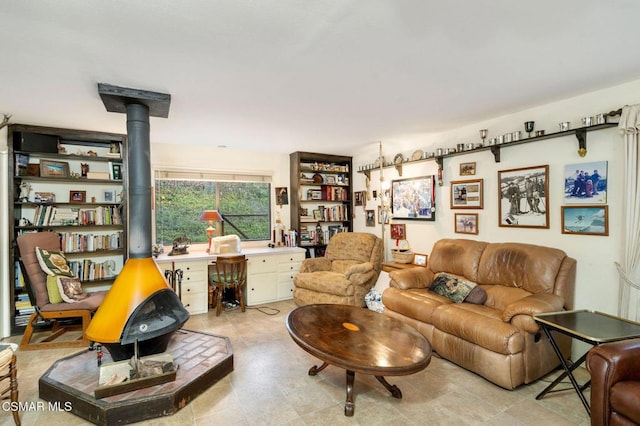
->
[351,78,640,317]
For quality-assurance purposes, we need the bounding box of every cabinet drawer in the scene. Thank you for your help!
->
[181,281,205,295]
[278,270,297,284]
[277,261,301,273]
[248,256,278,274]
[181,291,207,315]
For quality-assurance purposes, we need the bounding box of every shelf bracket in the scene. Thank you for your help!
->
[490,146,501,163]
[394,164,403,177]
[575,129,587,157]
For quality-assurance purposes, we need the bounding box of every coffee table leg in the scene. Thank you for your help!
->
[345,370,355,416]
[375,376,402,398]
[308,361,329,376]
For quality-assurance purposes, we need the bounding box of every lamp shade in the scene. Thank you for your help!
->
[200,210,223,222]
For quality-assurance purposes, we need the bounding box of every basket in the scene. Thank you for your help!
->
[391,240,413,263]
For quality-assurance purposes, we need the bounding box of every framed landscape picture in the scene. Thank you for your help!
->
[563,161,607,204]
[498,165,549,228]
[450,179,483,209]
[460,162,476,176]
[391,175,436,221]
[561,206,608,236]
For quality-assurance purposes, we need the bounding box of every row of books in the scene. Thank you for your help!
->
[60,231,123,253]
[31,205,122,226]
[68,258,119,281]
[300,226,347,246]
[321,185,348,201]
[318,205,349,222]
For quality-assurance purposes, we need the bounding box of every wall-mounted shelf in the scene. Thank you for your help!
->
[357,121,618,179]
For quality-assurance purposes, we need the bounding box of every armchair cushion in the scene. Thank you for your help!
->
[57,276,89,303]
[36,247,74,277]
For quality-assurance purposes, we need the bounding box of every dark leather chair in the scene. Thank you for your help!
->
[586,338,640,426]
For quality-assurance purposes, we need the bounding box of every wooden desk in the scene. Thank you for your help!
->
[382,261,424,273]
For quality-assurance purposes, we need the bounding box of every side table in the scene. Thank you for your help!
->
[0,344,20,425]
[534,310,640,415]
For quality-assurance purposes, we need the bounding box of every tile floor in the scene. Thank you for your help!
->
[1,300,590,425]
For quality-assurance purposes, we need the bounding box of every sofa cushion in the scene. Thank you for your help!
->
[429,273,487,304]
[382,287,450,324]
[36,247,74,277]
[427,239,488,282]
[431,303,525,355]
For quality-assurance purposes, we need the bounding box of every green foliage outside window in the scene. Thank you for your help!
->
[155,179,270,245]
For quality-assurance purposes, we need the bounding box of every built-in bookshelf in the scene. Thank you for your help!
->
[8,124,127,334]
[290,152,352,257]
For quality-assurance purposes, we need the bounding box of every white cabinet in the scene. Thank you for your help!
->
[246,251,305,306]
[156,258,208,315]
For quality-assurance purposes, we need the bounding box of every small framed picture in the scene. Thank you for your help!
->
[460,162,476,176]
[378,206,390,224]
[561,206,608,236]
[34,192,56,203]
[455,213,479,235]
[40,160,70,178]
[390,223,406,240]
[413,253,428,266]
[313,209,323,220]
[450,179,484,209]
[365,210,375,227]
[27,163,40,176]
[275,187,289,205]
[70,190,87,203]
[325,175,337,184]
[112,163,122,180]
[310,189,322,200]
[104,191,114,203]
[354,190,365,206]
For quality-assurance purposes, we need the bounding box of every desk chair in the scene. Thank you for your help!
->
[210,255,247,316]
[0,345,20,425]
[16,232,106,350]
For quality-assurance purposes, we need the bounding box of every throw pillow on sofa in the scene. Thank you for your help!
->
[429,272,487,304]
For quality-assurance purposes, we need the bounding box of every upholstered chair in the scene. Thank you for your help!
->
[293,232,383,307]
[586,338,640,426]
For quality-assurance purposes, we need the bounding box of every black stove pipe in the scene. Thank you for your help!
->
[126,102,152,258]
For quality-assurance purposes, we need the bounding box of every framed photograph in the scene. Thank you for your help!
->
[275,187,289,205]
[498,165,549,228]
[69,190,86,203]
[365,210,375,227]
[104,191,114,203]
[561,206,608,236]
[325,175,337,184]
[309,189,322,200]
[390,224,406,240]
[391,175,436,221]
[312,209,323,220]
[354,190,366,206]
[111,163,122,180]
[564,161,607,204]
[450,179,483,209]
[34,192,56,203]
[378,206,390,224]
[40,160,70,178]
[455,213,479,235]
[413,253,428,266]
[460,162,476,176]
[27,163,40,176]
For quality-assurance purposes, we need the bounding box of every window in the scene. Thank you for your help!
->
[154,169,271,245]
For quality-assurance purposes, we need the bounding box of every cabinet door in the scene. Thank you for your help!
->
[246,255,278,305]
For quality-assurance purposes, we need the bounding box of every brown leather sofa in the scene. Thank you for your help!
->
[382,238,576,389]
[586,338,640,426]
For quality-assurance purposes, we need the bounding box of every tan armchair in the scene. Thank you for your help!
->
[293,232,383,307]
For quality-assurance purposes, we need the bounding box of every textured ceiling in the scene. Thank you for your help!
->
[2,1,640,154]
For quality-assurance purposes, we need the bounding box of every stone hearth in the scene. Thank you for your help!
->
[39,329,233,425]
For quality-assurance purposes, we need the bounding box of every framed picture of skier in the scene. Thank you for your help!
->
[498,165,549,228]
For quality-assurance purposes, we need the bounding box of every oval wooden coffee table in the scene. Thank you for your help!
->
[286,304,432,416]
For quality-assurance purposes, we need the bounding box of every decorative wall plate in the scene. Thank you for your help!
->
[411,150,423,161]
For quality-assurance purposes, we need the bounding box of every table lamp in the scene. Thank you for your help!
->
[199,210,223,253]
